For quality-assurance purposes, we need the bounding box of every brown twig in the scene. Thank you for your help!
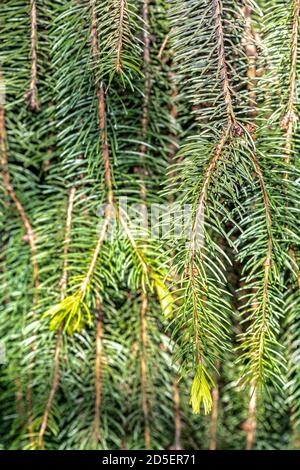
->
[89,0,116,443]
[0,105,39,293]
[38,187,76,448]
[157,32,171,60]
[136,2,151,448]
[240,3,259,448]
[242,2,257,118]
[1,75,39,448]
[90,0,114,206]
[76,1,116,302]
[25,0,39,111]
[213,0,236,127]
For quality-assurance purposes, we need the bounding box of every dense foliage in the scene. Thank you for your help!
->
[0,0,300,450]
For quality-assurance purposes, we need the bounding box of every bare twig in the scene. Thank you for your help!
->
[157,31,171,60]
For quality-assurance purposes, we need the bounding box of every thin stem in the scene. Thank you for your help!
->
[80,213,111,295]
[242,2,257,118]
[90,0,114,205]
[213,0,236,127]
[38,187,76,449]
[89,2,116,443]
[25,0,39,111]
[1,80,39,448]
[116,0,126,72]
[0,103,39,294]
[157,31,171,60]
[77,0,116,299]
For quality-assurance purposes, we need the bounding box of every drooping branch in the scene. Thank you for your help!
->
[73,1,116,302]
[190,0,240,252]
[38,187,76,449]
[89,0,115,442]
[189,131,228,369]
[0,101,39,294]
[90,0,114,206]
[251,152,273,342]
[184,1,240,411]
[1,71,39,449]
[241,3,259,446]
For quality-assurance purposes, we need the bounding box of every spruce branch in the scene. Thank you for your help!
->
[38,187,76,449]
[0,91,39,295]
[1,75,39,448]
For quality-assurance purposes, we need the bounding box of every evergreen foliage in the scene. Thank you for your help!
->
[0,0,300,450]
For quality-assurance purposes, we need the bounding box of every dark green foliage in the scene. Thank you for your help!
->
[0,0,300,450]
